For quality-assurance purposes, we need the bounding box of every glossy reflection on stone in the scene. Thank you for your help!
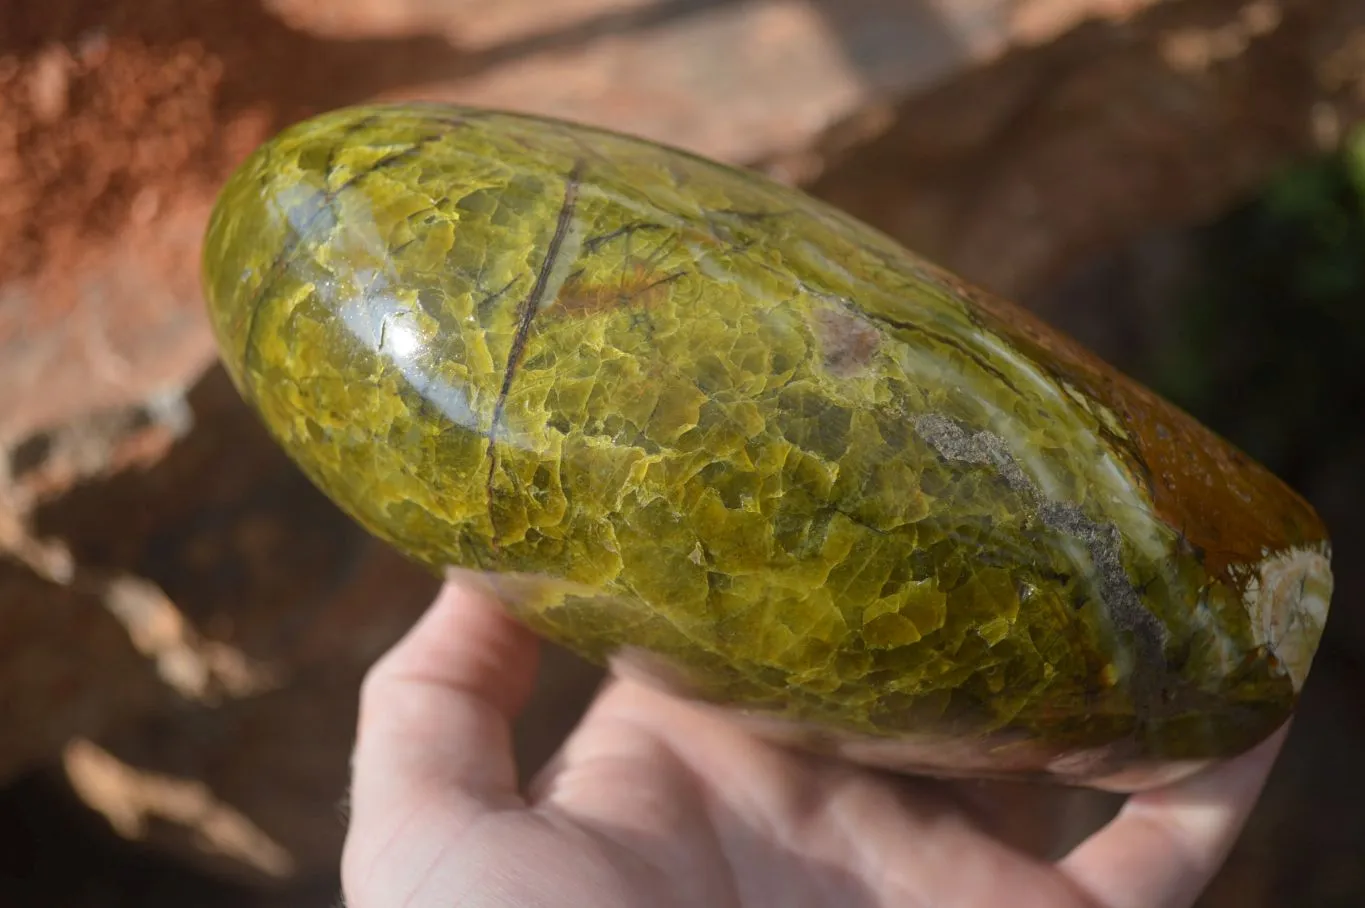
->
[202,103,1333,790]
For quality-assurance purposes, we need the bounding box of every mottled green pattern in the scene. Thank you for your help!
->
[203,104,1330,787]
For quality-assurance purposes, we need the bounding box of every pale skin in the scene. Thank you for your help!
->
[341,578,1288,908]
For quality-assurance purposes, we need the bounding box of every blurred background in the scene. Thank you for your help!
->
[2,0,1364,905]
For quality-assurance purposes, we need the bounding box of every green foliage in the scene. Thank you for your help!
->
[1153,130,1365,473]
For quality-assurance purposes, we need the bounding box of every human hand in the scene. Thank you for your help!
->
[341,578,1287,908]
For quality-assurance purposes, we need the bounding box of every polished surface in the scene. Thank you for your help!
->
[203,104,1332,788]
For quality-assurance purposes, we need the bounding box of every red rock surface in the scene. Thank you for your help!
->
[796,0,1365,295]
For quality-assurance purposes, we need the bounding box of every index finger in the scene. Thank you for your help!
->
[1057,723,1288,908]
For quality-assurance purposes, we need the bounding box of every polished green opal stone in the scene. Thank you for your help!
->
[203,103,1333,789]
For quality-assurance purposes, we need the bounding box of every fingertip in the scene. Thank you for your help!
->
[1058,723,1290,908]
[350,574,540,823]
[368,574,542,718]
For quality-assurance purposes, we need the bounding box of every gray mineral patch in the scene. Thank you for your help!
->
[913,413,1169,711]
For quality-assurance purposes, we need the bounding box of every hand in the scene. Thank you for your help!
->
[341,578,1287,908]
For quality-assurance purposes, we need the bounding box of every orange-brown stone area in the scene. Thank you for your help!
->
[964,277,1328,586]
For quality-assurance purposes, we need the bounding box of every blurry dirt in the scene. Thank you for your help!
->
[0,767,337,907]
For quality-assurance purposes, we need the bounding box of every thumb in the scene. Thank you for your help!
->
[343,573,540,897]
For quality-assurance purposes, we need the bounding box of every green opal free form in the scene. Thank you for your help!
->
[203,104,1333,790]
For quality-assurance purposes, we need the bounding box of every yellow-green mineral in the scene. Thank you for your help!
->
[202,104,1333,790]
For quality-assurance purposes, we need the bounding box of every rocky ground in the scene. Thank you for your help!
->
[3,0,1365,905]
